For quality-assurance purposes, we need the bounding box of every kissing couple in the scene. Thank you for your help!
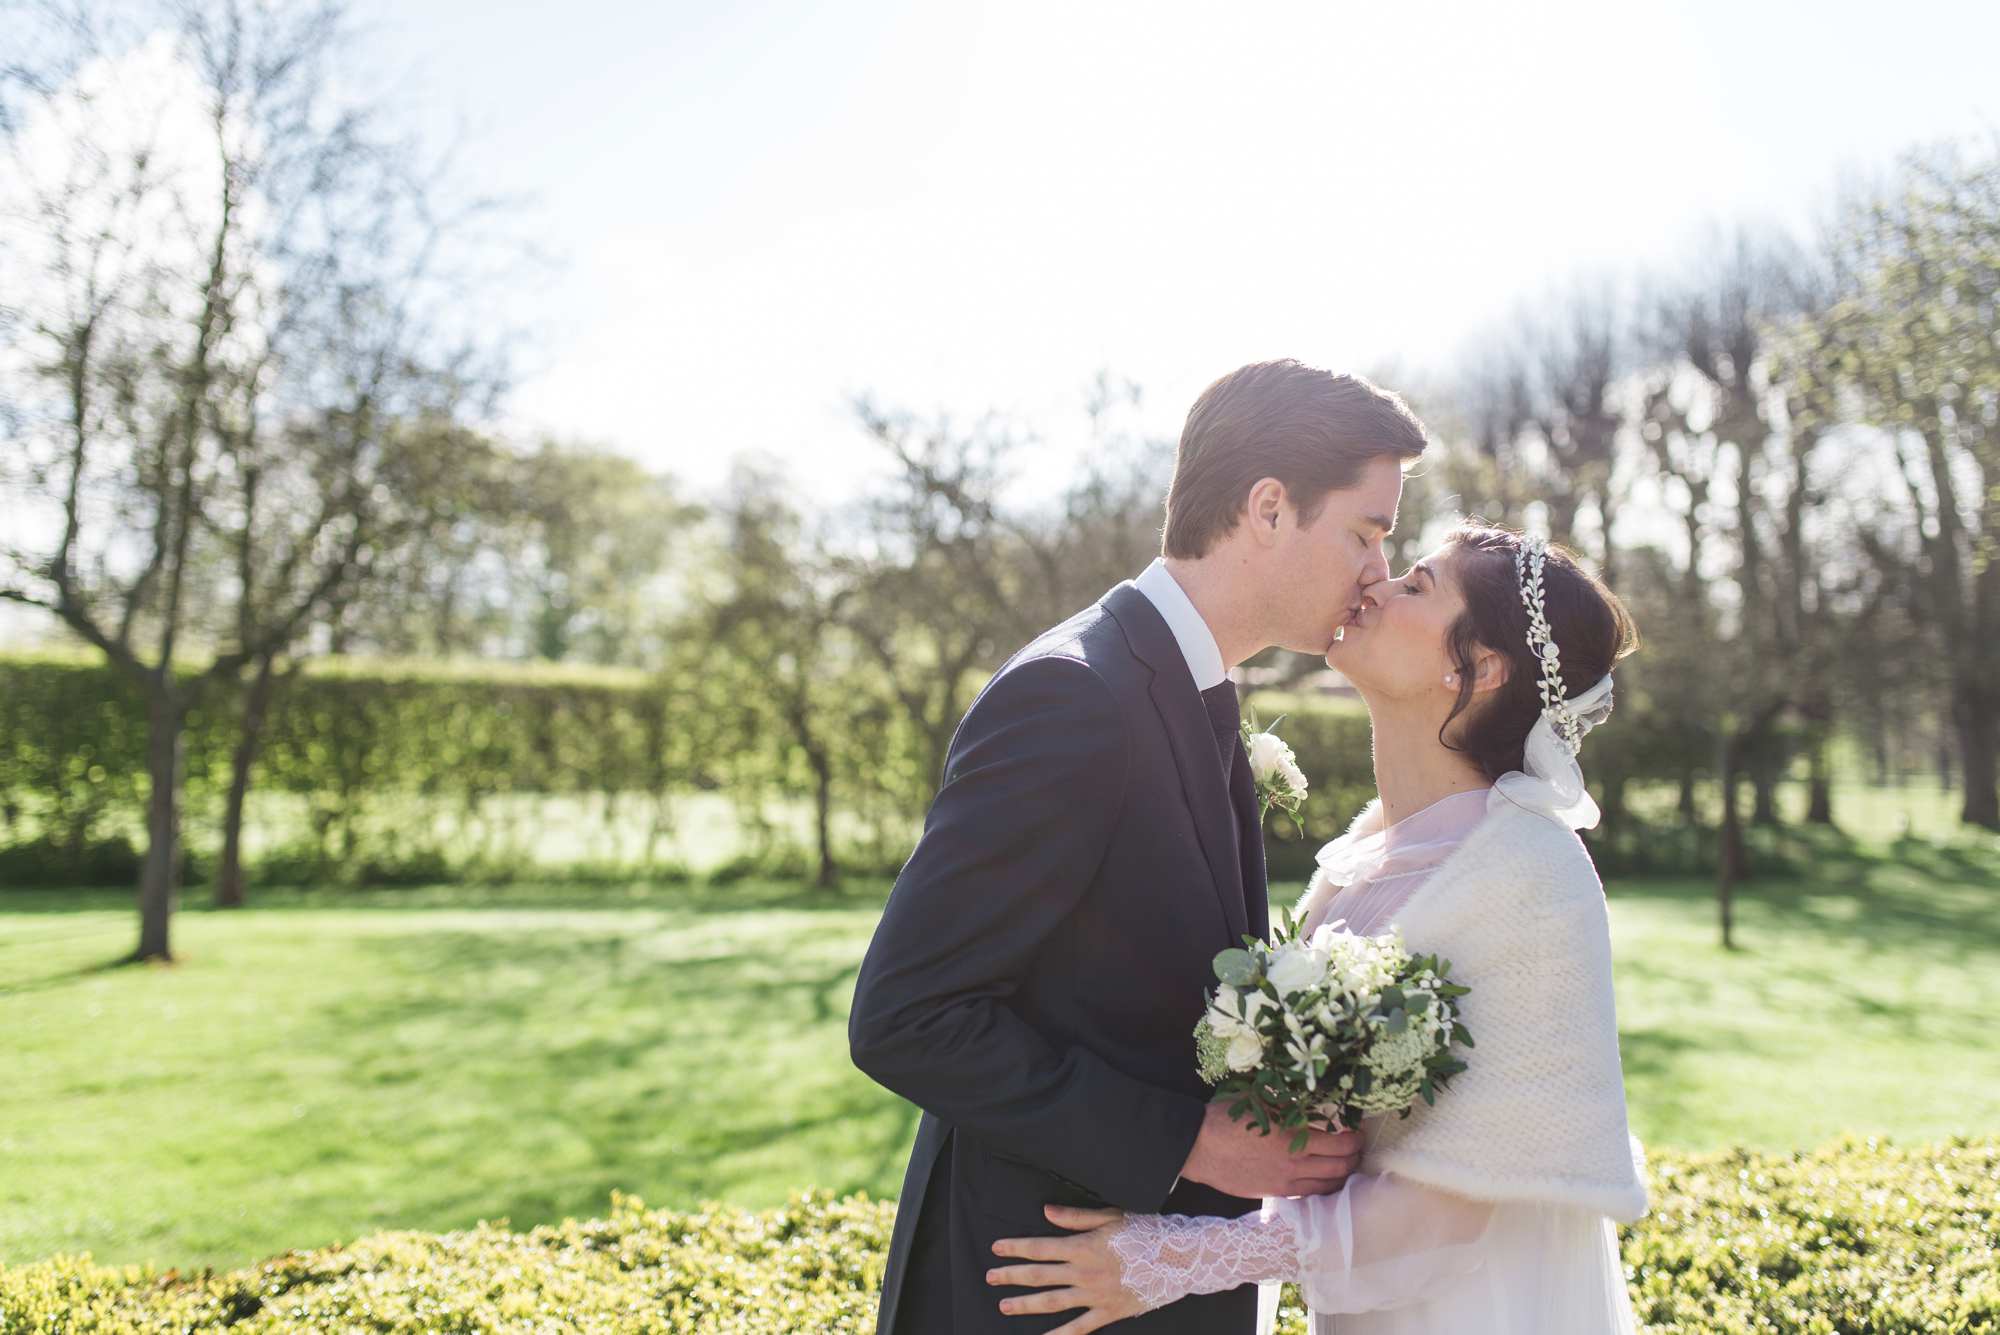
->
[850,359,1649,1334]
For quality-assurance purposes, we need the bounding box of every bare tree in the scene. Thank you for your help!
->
[703,461,862,887]
[839,400,1053,790]
[1035,370,1173,611]
[211,419,504,908]
[1807,143,2000,829]
[1442,337,1536,531]
[0,1,511,953]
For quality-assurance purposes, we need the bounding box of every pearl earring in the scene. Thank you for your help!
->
[1444,673,1456,686]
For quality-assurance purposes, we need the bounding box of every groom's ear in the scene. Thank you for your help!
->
[1245,476,1287,545]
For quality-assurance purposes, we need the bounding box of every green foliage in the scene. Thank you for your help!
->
[0,651,1910,893]
[1617,1137,2000,1335]
[0,1190,893,1333]
[1,1141,1991,1333]
[1244,702,1377,879]
[0,652,922,885]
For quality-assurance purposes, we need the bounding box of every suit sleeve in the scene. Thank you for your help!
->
[847,653,1206,1211]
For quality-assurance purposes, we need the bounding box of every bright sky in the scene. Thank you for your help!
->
[24,0,2000,514]
[347,0,1998,500]
[1,0,1992,650]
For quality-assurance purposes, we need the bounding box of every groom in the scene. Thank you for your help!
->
[849,359,1431,1333]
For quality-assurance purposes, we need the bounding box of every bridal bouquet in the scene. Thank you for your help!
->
[1195,909,1473,1149]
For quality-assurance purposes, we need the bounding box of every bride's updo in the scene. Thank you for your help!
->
[1439,524,1640,781]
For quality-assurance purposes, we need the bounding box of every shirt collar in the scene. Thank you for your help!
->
[1133,558,1227,691]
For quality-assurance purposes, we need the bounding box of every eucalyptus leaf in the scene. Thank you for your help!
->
[1213,948,1259,986]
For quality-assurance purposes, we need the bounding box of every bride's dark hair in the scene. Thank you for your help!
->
[1439,523,1640,782]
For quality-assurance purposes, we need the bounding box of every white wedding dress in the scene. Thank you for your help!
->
[1110,786,1645,1334]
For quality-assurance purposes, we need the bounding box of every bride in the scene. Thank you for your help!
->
[985,524,1648,1334]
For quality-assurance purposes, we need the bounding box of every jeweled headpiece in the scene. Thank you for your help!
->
[1514,535,1587,757]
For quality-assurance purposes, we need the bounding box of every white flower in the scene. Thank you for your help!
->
[1246,730,1290,779]
[1239,987,1273,1025]
[1225,1029,1264,1072]
[1307,922,1358,952]
[1209,984,1277,1040]
[1267,944,1327,997]
[1246,731,1308,796]
[1366,1023,1431,1078]
[1206,997,1251,1042]
[1276,755,1309,795]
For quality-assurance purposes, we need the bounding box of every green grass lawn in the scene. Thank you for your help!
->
[2,821,1996,1273]
[0,880,908,1272]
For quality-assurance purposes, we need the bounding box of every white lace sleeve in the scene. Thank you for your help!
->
[1107,1211,1300,1311]
[1110,1172,1497,1315]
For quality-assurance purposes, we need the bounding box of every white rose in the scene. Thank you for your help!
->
[1307,922,1356,952]
[1246,730,1292,783]
[1206,987,1251,1040]
[1225,1029,1264,1073]
[1233,986,1273,1026]
[1266,945,1326,997]
[1276,755,1309,796]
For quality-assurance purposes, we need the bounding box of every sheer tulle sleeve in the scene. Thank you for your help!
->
[1266,1171,1495,1312]
[1109,1172,1495,1315]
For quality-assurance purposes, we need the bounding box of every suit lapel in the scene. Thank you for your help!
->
[1228,735,1270,941]
[1103,582,1250,946]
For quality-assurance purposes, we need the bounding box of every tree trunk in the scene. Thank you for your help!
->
[135,683,187,962]
[1677,766,1698,824]
[216,655,285,908]
[1957,680,2000,831]
[1600,771,1628,831]
[808,746,837,889]
[1751,773,1780,827]
[1806,742,1835,826]
[1803,706,1835,825]
[1596,490,1619,590]
[1717,730,1746,951]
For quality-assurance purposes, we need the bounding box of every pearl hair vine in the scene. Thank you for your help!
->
[1514,535,1587,757]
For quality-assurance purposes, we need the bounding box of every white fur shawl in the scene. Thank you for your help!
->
[1297,794,1649,1222]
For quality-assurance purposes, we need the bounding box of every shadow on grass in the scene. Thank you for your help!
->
[1605,824,2000,957]
[279,918,914,1229]
[0,876,895,917]
[0,949,153,998]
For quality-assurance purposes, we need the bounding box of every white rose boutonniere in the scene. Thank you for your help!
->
[1239,713,1308,834]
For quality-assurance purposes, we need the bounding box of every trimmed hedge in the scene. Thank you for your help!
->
[0,652,915,885]
[0,650,1786,889]
[2,1137,1992,1333]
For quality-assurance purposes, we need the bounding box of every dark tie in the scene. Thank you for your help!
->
[1201,679,1240,786]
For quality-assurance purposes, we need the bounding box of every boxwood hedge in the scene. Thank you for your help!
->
[2,1136,1991,1333]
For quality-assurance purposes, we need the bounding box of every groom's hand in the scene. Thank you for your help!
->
[1177,1103,1361,1198]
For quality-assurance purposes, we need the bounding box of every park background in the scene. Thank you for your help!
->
[1,1,1996,1331]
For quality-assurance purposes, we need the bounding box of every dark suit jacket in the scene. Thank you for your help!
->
[848,580,1271,1334]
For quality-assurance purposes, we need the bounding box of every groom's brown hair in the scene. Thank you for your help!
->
[1163,360,1428,559]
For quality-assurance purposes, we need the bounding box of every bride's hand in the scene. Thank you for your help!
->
[988,1204,1140,1333]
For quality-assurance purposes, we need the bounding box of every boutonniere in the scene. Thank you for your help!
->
[1239,713,1308,835]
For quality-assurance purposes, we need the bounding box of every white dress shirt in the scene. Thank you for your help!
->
[1134,558,1227,691]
